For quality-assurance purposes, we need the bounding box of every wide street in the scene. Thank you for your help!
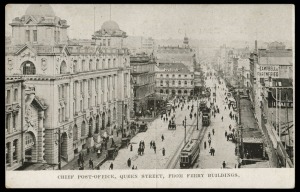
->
[99,68,239,170]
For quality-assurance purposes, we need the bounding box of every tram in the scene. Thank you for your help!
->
[180,139,200,168]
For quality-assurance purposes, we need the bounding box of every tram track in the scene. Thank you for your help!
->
[165,115,209,169]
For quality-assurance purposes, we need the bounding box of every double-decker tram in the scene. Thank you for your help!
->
[180,139,200,168]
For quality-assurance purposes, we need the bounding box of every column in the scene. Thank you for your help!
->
[66,83,70,120]
[37,111,45,162]
[84,80,88,110]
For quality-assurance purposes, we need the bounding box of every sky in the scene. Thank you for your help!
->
[5,4,294,43]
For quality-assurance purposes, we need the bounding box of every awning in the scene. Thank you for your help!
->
[243,137,263,144]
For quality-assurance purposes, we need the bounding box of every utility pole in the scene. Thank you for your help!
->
[196,100,199,130]
[184,116,187,144]
[238,90,244,159]
[122,100,124,138]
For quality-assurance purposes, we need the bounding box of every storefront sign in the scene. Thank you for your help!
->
[257,65,279,78]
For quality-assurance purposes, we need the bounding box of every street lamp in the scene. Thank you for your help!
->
[184,116,187,144]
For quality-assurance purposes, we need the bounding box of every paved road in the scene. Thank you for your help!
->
[100,99,199,170]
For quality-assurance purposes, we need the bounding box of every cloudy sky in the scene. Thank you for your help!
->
[5,4,294,43]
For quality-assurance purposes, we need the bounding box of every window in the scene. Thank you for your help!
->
[184,81,187,85]
[22,62,36,75]
[82,60,85,71]
[102,59,105,68]
[247,73,249,79]
[191,75,193,77]
[166,74,169,78]
[58,109,61,122]
[108,59,111,68]
[6,114,11,133]
[103,39,106,46]
[108,39,111,46]
[113,58,116,67]
[14,89,18,102]
[6,90,10,104]
[178,81,181,85]
[160,74,163,77]
[191,81,193,85]
[54,31,57,42]
[185,75,187,77]
[73,60,77,73]
[33,30,37,42]
[13,140,18,162]
[96,59,99,70]
[80,100,83,111]
[58,31,60,42]
[179,74,181,77]
[13,114,16,129]
[60,61,67,74]
[172,74,175,78]
[160,80,163,86]
[26,30,30,42]
[172,80,175,85]
[61,85,65,98]
[89,60,92,71]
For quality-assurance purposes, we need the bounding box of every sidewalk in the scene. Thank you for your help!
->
[61,130,122,170]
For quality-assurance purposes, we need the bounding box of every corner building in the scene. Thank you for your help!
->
[5,4,131,166]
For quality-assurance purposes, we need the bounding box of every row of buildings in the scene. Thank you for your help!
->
[5,4,200,170]
[215,41,294,167]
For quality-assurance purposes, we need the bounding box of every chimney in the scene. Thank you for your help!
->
[255,40,258,53]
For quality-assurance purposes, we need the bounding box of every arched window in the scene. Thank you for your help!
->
[73,124,78,141]
[172,80,175,85]
[60,61,67,74]
[178,90,182,94]
[22,61,36,75]
[96,59,99,70]
[81,60,85,71]
[89,59,93,71]
[184,90,188,94]
[81,121,86,137]
[113,58,116,68]
[178,81,181,85]
[160,89,163,93]
[73,60,77,73]
[108,59,111,68]
[172,74,175,78]
[184,81,187,85]
[102,59,106,68]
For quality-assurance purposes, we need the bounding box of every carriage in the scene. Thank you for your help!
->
[168,121,176,130]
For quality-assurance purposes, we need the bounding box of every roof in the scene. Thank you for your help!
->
[240,98,258,130]
[25,4,55,17]
[182,140,198,152]
[101,20,120,31]
[157,63,190,73]
[259,56,293,66]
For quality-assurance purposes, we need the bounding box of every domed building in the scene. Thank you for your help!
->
[5,5,131,170]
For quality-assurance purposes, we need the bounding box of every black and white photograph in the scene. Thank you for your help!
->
[5,4,294,188]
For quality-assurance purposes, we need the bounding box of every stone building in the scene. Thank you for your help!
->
[5,4,131,166]
[130,53,156,116]
[155,63,194,97]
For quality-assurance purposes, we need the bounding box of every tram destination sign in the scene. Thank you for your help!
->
[257,65,279,78]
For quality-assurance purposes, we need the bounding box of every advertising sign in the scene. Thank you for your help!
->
[257,65,279,78]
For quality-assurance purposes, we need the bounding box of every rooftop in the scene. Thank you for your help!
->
[157,62,190,73]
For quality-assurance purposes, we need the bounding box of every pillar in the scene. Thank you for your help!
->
[37,111,45,162]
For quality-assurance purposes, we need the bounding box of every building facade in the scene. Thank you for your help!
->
[5,4,131,166]
[155,63,194,97]
[130,53,156,116]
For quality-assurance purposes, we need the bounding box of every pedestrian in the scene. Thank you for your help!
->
[238,163,241,168]
[130,144,133,151]
[150,141,153,149]
[116,129,119,137]
[212,148,215,156]
[214,113,216,118]
[109,162,113,170]
[162,148,165,156]
[163,117,165,122]
[232,128,235,134]
[141,147,144,155]
[97,149,101,158]
[224,106,226,110]
[77,158,81,167]
[212,129,215,135]
[208,132,211,139]
[208,139,211,146]
[204,141,207,149]
[222,161,226,168]
[132,165,135,170]
[127,158,131,167]
[221,116,223,122]
[209,147,213,156]
[89,158,93,169]
[166,117,168,121]
[194,113,196,117]
[161,134,164,142]
[227,135,229,141]
[154,145,156,154]
[153,141,156,148]
[229,124,232,131]
[135,166,138,170]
